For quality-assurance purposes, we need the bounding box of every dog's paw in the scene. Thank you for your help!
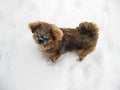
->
[76,57,84,61]
[49,54,61,62]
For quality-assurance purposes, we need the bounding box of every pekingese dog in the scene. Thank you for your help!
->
[29,21,98,62]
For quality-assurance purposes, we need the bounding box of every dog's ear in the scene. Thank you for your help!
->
[29,21,42,33]
[51,24,63,41]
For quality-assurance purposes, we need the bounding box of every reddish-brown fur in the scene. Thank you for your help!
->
[29,21,99,62]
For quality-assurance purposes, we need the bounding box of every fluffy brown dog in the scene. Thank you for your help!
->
[29,21,98,62]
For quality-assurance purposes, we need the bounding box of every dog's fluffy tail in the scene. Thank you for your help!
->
[77,22,99,38]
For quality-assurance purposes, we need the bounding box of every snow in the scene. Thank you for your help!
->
[0,0,120,90]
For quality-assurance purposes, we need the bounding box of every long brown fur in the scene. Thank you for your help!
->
[29,21,99,62]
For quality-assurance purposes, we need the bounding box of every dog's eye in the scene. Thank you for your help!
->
[40,35,45,39]
[40,35,44,38]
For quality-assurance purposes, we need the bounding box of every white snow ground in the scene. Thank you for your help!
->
[0,0,120,90]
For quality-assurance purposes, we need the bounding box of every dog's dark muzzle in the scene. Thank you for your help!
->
[37,35,48,45]
[38,39,44,44]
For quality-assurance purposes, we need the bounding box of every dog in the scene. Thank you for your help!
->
[29,21,98,62]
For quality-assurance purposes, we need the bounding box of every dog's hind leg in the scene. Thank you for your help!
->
[76,48,95,61]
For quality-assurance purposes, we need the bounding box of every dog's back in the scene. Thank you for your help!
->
[60,22,99,53]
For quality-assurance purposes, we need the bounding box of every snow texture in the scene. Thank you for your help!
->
[0,0,120,90]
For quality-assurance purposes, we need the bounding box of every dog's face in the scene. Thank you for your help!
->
[29,21,63,46]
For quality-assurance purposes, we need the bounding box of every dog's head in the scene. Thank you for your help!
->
[29,21,63,46]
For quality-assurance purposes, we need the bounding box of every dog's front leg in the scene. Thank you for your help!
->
[45,52,61,62]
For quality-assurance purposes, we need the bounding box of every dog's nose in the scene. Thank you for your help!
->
[37,35,48,45]
[38,37,44,41]
[38,39,44,45]
[37,35,44,43]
